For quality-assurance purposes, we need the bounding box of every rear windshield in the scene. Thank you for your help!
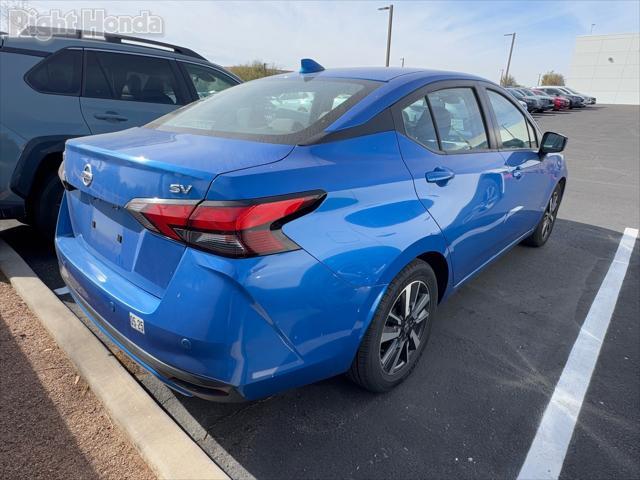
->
[149,76,380,144]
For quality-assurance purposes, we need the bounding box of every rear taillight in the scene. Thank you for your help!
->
[126,200,197,241]
[126,191,325,258]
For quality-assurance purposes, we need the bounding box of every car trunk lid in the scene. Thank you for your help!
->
[62,127,294,297]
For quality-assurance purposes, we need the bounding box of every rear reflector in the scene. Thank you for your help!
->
[126,192,324,258]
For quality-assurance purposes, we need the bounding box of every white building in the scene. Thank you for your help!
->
[567,33,639,105]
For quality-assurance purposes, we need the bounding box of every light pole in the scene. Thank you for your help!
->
[378,5,393,67]
[537,73,542,86]
[503,32,516,86]
[590,23,596,35]
[400,57,405,67]
[499,68,504,84]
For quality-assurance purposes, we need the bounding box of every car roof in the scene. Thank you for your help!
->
[276,66,485,84]
[270,66,494,132]
[1,33,222,69]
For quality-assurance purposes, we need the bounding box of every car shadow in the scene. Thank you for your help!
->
[1,224,64,291]
[532,110,573,118]
[0,276,99,479]
[172,218,630,480]
[577,105,606,112]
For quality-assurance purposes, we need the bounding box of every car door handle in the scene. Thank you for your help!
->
[512,166,523,179]
[426,167,455,183]
[94,112,128,122]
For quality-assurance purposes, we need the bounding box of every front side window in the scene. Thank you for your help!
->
[487,90,534,149]
[26,49,82,95]
[401,97,438,150]
[150,76,380,144]
[84,51,183,105]
[427,88,488,152]
[182,63,236,99]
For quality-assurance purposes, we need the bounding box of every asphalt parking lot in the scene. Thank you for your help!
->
[1,104,638,480]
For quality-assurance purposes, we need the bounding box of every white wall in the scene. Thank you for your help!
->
[568,33,639,105]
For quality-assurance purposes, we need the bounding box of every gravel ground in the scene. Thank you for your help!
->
[0,273,155,480]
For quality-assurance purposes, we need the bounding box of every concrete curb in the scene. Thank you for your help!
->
[0,239,230,480]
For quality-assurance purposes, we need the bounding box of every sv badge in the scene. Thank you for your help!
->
[169,184,193,194]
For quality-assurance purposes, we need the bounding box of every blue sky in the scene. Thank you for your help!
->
[23,1,640,85]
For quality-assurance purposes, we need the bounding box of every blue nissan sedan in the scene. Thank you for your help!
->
[56,60,567,401]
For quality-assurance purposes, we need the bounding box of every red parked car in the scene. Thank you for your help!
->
[532,89,569,110]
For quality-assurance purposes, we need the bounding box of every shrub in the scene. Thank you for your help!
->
[227,60,282,81]
[540,71,565,86]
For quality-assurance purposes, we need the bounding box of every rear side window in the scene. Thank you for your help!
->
[26,49,82,95]
[84,51,183,105]
[401,97,438,150]
[427,88,488,152]
[487,90,534,149]
[182,63,236,99]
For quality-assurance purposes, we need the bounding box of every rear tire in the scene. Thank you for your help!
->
[522,182,564,247]
[34,173,64,239]
[348,260,438,393]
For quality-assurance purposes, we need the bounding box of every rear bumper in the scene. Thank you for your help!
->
[65,279,245,402]
[55,192,374,400]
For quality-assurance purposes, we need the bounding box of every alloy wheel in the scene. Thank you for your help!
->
[379,280,431,375]
[541,189,560,240]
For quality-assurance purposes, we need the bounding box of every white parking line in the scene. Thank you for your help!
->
[518,227,638,480]
[53,286,70,296]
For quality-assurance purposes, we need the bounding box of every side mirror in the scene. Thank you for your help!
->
[539,131,567,154]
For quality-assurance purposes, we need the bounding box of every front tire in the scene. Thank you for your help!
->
[522,182,564,247]
[348,260,438,393]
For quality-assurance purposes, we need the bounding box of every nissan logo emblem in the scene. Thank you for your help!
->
[81,163,93,187]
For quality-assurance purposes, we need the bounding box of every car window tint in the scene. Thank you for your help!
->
[332,94,350,109]
[274,91,315,114]
[84,51,182,105]
[427,88,488,152]
[153,77,379,144]
[401,97,438,150]
[26,49,82,95]
[182,63,236,99]
[487,90,532,149]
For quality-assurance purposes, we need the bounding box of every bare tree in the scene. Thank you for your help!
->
[500,74,518,87]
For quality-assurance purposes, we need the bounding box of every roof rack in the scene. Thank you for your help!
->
[19,26,207,61]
